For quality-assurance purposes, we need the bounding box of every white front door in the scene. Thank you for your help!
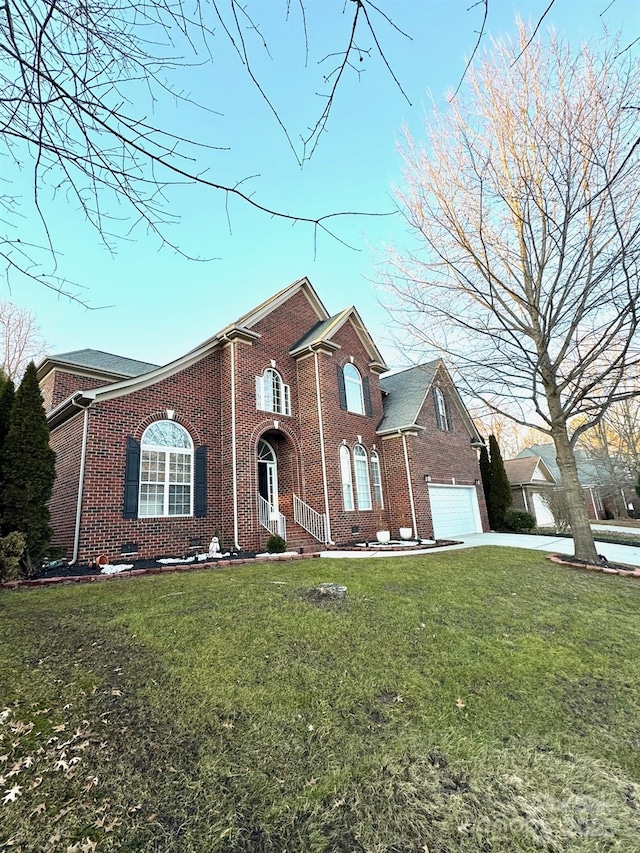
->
[258,439,282,532]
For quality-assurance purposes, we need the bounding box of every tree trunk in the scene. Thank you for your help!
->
[550,425,599,563]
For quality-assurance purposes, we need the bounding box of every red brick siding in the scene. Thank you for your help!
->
[45,289,488,561]
[70,353,222,562]
[397,367,489,537]
[48,411,86,556]
[41,368,112,413]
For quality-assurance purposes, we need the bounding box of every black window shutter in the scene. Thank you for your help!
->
[362,376,372,416]
[337,365,347,410]
[194,445,207,517]
[123,437,140,519]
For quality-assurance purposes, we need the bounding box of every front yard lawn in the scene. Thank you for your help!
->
[1,547,639,852]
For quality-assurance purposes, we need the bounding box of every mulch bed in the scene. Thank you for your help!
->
[2,551,321,590]
[546,553,640,578]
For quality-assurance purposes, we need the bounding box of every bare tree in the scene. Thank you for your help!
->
[382,22,640,562]
[0,0,417,301]
[0,300,45,380]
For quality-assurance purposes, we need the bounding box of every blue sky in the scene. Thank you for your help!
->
[5,0,638,370]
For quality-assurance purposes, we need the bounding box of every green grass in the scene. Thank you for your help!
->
[1,547,639,852]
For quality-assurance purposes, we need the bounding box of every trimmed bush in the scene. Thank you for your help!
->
[0,531,26,582]
[504,509,536,532]
[266,534,287,553]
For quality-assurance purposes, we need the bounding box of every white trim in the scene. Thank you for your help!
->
[402,433,419,539]
[230,341,240,549]
[70,407,89,565]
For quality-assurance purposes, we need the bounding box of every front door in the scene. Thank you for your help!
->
[258,438,279,517]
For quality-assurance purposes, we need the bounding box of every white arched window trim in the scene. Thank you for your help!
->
[139,420,193,517]
[340,445,355,511]
[353,444,372,510]
[343,363,365,415]
[256,367,291,416]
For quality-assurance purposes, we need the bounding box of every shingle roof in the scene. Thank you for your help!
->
[504,456,555,485]
[289,310,350,352]
[377,362,440,432]
[43,349,158,378]
[516,443,607,486]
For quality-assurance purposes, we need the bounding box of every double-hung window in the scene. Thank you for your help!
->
[353,445,372,510]
[139,421,193,517]
[370,450,383,507]
[340,445,355,511]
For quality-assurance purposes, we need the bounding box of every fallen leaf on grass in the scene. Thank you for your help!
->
[30,802,46,816]
[2,784,22,804]
[110,689,123,697]
[456,697,466,710]
[54,724,67,733]
[28,777,43,790]
[83,776,98,791]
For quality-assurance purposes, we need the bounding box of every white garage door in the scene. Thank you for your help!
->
[428,485,482,539]
[532,492,555,527]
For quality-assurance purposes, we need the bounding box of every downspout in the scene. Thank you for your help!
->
[521,486,529,512]
[314,351,333,544]
[69,407,90,565]
[229,339,240,550]
[401,432,418,539]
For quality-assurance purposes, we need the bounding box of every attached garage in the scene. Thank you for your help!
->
[428,484,482,539]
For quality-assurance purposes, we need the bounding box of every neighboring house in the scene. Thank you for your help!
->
[504,456,557,527]
[39,278,488,563]
[516,444,605,519]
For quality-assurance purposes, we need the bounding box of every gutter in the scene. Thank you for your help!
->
[69,405,90,565]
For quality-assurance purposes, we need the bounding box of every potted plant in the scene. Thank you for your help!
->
[398,514,413,540]
[375,508,391,544]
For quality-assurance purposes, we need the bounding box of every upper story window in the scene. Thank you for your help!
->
[340,445,354,511]
[337,363,373,416]
[256,367,291,416]
[353,444,372,510]
[434,387,452,432]
[139,421,193,517]
[344,364,364,414]
[370,450,383,507]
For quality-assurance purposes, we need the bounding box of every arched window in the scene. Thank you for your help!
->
[139,421,193,517]
[434,387,452,431]
[256,367,291,416]
[340,445,354,511]
[370,450,383,507]
[343,363,365,414]
[353,444,372,510]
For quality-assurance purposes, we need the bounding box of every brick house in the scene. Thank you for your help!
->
[38,278,488,563]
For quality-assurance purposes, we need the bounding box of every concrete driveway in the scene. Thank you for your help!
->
[321,531,640,567]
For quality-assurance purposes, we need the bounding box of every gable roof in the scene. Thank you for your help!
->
[37,349,158,382]
[504,456,556,486]
[516,443,607,486]
[289,306,387,368]
[377,360,483,444]
[45,277,385,428]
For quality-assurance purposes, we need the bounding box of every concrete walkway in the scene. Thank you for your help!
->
[320,531,640,567]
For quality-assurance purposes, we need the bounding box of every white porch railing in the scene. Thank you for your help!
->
[293,494,328,543]
[258,494,286,539]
